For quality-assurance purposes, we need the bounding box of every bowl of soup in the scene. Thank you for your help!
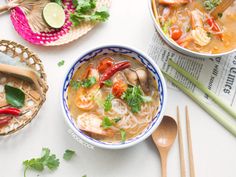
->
[149,0,236,58]
[61,45,167,149]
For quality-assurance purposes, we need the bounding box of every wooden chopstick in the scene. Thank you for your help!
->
[177,106,186,177]
[186,106,195,177]
[211,0,234,19]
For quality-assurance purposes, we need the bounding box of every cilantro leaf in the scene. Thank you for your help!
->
[101,116,113,129]
[103,93,114,112]
[104,80,113,87]
[23,148,60,177]
[57,60,65,67]
[76,0,96,13]
[82,175,87,177]
[89,9,110,22]
[63,149,76,160]
[204,0,221,11]
[70,80,81,90]
[81,77,97,88]
[121,86,150,113]
[120,129,126,142]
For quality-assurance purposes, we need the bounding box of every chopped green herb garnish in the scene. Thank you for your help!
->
[204,0,221,11]
[5,85,25,108]
[207,32,212,38]
[23,148,60,177]
[104,80,113,87]
[81,77,97,88]
[70,80,81,90]
[120,129,126,142]
[101,116,113,129]
[121,86,151,113]
[70,77,96,90]
[70,0,109,26]
[57,60,65,67]
[82,175,87,177]
[113,117,121,123]
[218,13,223,18]
[63,149,76,160]
[103,93,114,112]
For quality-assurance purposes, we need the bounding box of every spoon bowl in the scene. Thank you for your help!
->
[152,116,178,177]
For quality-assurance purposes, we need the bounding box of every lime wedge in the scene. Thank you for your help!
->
[43,2,65,29]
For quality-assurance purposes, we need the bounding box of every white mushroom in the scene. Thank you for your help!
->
[124,69,139,85]
[135,68,149,93]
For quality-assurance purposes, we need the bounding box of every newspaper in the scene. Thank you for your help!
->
[147,32,236,108]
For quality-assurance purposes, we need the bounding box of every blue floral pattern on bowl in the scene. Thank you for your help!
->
[62,45,167,149]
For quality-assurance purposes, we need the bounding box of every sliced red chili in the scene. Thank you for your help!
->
[206,17,222,38]
[0,117,12,128]
[0,107,21,116]
[99,61,131,87]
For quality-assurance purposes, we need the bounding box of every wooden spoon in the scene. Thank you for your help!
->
[211,0,234,19]
[152,116,178,177]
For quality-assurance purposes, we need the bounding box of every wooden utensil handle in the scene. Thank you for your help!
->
[0,5,10,13]
[160,152,167,177]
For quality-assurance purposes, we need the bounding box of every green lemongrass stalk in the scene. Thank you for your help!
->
[168,59,236,120]
[162,71,236,137]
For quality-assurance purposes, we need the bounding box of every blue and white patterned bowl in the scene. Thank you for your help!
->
[61,45,167,149]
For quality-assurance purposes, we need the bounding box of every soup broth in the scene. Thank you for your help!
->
[153,0,236,54]
[67,54,160,143]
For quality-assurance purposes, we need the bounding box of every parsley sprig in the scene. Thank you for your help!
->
[70,0,109,26]
[23,148,60,177]
[121,86,151,113]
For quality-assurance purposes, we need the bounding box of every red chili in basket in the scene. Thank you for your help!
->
[0,107,21,116]
[0,117,12,127]
[99,61,131,87]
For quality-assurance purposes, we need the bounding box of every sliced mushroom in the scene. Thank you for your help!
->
[136,68,150,93]
[124,69,139,86]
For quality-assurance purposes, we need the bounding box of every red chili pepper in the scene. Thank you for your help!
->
[0,107,21,116]
[0,117,12,128]
[99,61,131,87]
[206,18,222,38]
[97,57,114,74]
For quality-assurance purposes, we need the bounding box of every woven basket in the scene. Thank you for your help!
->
[0,40,48,136]
[10,0,111,46]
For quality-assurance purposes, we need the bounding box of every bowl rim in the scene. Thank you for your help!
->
[147,0,236,58]
[61,44,167,149]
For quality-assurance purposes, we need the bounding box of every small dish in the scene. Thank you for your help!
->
[61,45,167,149]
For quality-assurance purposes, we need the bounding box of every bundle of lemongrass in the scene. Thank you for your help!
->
[163,59,236,137]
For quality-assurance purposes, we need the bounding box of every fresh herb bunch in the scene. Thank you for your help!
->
[204,0,221,11]
[23,148,60,177]
[121,86,151,113]
[70,0,109,26]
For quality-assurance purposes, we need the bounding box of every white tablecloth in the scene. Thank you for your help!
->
[0,0,235,177]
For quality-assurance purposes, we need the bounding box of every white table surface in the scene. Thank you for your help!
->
[0,0,236,177]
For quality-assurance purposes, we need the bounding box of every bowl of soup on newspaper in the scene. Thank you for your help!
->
[149,0,236,58]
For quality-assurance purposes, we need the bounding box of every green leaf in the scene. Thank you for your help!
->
[63,149,76,160]
[51,0,63,6]
[101,116,113,129]
[218,13,223,18]
[120,129,126,142]
[70,80,81,90]
[121,86,147,113]
[82,175,87,177]
[89,9,110,22]
[57,60,65,67]
[104,79,113,87]
[23,148,60,177]
[103,93,114,112]
[5,85,25,108]
[72,0,78,6]
[204,0,221,11]
[81,77,97,88]
[76,0,96,13]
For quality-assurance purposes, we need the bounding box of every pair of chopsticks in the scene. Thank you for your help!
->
[162,59,236,137]
[177,106,195,177]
